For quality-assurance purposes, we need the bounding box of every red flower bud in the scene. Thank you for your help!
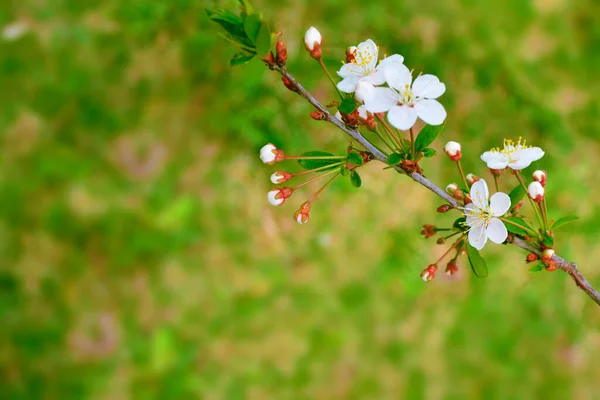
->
[446,183,464,200]
[420,264,438,282]
[310,110,327,121]
[345,46,357,63]
[526,253,539,263]
[445,261,459,276]
[281,76,297,92]
[421,224,437,239]
[466,173,480,185]
[437,204,453,213]
[276,40,287,65]
[262,51,276,66]
[541,248,557,271]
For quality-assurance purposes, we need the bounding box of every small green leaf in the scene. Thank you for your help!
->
[255,22,272,56]
[453,217,467,231]
[297,151,340,171]
[466,244,488,278]
[529,264,544,273]
[551,216,579,231]
[542,234,555,247]
[350,170,362,188]
[422,148,437,158]
[347,152,363,166]
[508,184,527,209]
[230,51,255,66]
[339,97,357,114]
[503,217,533,236]
[414,124,444,153]
[237,0,254,15]
[206,9,242,26]
[243,13,262,42]
[340,166,349,176]
[387,153,403,165]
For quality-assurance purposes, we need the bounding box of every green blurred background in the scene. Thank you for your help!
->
[2,0,600,398]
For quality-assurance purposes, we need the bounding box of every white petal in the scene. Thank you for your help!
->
[489,192,511,216]
[267,190,284,206]
[487,218,508,244]
[355,39,379,70]
[363,70,387,86]
[469,179,489,210]
[364,87,398,113]
[508,147,545,170]
[337,76,361,93]
[387,105,418,131]
[337,63,363,79]
[367,54,405,85]
[357,105,368,119]
[260,144,277,164]
[465,203,482,226]
[468,224,488,250]
[378,54,404,68]
[481,151,509,170]
[355,81,375,103]
[384,64,412,91]
[414,99,446,126]
[412,74,446,99]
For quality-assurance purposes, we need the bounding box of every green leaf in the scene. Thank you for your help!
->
[350,170,362,188]
[339,97,357,114]
[503,217,533,236]
[422,148,437,158]
[453,217,467,230]
[414,124,444,153]
[255,22,272,57]
[551,216,579,231]
[347,152,363,166]
[297,151,340,171]
[230,51,255,66]
[508,184,527,208]
[387,153,403,165]
[340,165,349,176]
[237,0,254,15]
[542,234,555,247]
[529,264,544,273]
[243,13,262,42]
[466,244,488,278]
[206,9,242,26]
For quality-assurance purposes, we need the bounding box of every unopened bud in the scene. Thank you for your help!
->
[267,187,293,206]
[437,204,453,213]
[270,171,293,184]
[445,261,459,276]
[262,51,276,66]
[466,173,480,185]
[446,183,464,200]
[436,237,445,245]
[345,46,357,63]
[489,168,503,176]
[276,40,287,65]
[420,264,438,282]
[421,224,437,239]
[303,26,323,59]
[528,181,545,203]
[260,143,285,164]
[541,248,557,271]
[526,253,539,263]
[464,194,473,204]
[310,110,327,121]
[444,141,462,161]
[533,170,547,186]
[281,76,297,92]
[294,202,311,224]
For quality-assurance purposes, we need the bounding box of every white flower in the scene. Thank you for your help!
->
[336,39,404,94]
[2,21,27,41]
[260,143,279,164]
[304,27,322,51]
[528,181,545,202]
[464,179,511,250]
[480,138,544,170]
[532,170,547,186]
[357,105,368,120]
[270,171,292,184]
[355,81,375,103]
[364,64,446,130]
[268,189,285,206]
[295,211,309,224]
[444,141,462,161]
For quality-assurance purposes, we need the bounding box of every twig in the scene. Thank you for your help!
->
[271,63,600,307]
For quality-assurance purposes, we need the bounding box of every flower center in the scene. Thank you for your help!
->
[488,137,531,163]
[469,206,493,228]
[391,84,415,106]
[351,45,377,70]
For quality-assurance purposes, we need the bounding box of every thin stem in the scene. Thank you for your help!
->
[493,175,500,192]
[373,126,396,152]
[307,172,341,203]
[318,58,343,98]
[514,171,544,233]
[456,161,469,189]
[435,234,465,263]
[442,230,463,241]
[409,127,415,156]
[538,202,548,231]
[543,199,550,229]
[286,155,346,160]
[292,162,344,177]
[377,115,406,152]
[499,217,538,237]
[292,168,339,190]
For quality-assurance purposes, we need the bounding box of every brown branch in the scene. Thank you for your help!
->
[271,63,600,307]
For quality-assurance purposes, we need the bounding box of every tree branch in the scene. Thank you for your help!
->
[272,63,600,307]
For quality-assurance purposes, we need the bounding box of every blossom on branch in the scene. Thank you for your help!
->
[364,64,446,130]
[480,138,544,170]
[464,179,511,250]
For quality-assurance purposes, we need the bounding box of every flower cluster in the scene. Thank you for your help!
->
[335,38,446,131]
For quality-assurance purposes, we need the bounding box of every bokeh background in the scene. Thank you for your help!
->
[2,0,600,398]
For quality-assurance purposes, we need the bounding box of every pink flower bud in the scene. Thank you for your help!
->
[270,171,293,184]
[445,183,463,200]
[532,170,547,186]
[527,181,545,203]
[466,173,480,185]
[420,264,438,282]
[260,143,284,165]
[267,187,293,206]
[303,27,322,59]
[345,46,357,63]
[445,261,459,276]
[444,141,462,161]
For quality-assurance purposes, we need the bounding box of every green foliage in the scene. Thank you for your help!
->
[387,153,403,165]
[529,263,545,273]
[414,124,444,153]
[466,244,489,278]
[339,97,358,114]
[508,184,527,209]
[551,216,579,230]
[347,151,364,166]
[542,233,555,247]
[298,151,340,170]
[350,170,362,187]
[453,217,467,231]
[504,217,534,236]
[422,148,438,158]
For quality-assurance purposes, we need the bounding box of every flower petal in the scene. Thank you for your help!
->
[469,179,489,210]
[357,105,368,119]
[337,63,360,78]
[489,192,511,216]
[337,75,361,93]
[412,74,446,99]
[355,39,379,70]
[468,224,488,250]
[378,54,404,68]
[387,105,418,130]
[481,151,509,170]
[364,87,398,113]
[465,203,482,227]
[415,99,447,126]
[384,64,412,91]
[487,218,508,244]
[508,147,545,170]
